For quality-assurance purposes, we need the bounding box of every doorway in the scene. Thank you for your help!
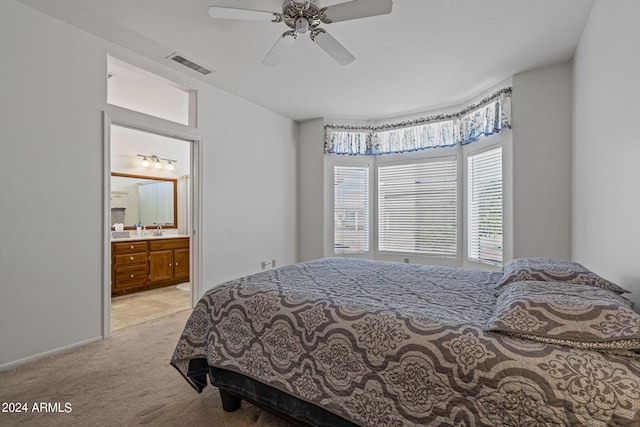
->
[109,125,192,331]
[103,113,202,338]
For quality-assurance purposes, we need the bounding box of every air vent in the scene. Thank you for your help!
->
[167,52,214,75]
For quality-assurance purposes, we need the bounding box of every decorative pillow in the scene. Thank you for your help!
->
[486,281,640,350]
[495,258,628,294]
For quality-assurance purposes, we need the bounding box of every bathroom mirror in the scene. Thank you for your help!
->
[110,172,177,229]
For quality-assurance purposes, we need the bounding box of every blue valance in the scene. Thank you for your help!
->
[325,87,512,155]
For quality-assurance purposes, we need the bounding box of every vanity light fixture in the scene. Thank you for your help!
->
[137,154,178,170]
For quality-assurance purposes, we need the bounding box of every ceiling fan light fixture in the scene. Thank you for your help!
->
[295,17,309,34]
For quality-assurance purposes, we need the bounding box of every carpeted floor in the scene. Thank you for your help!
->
[0,310,291,426]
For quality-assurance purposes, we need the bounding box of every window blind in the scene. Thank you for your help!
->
[334,166,369,254]
[378,160,457,256]
[468,147,502,265]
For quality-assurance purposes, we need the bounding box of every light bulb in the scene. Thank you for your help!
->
[141,157,150,167]
[154,160,162,169]
[166,161,175,171]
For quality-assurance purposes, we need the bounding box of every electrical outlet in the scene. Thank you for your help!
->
[261,260,277,270]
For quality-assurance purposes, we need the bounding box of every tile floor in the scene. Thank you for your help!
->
[111,284,191,331]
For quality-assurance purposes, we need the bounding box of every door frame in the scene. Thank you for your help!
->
[102,108,204,338]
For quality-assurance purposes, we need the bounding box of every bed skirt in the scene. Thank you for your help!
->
[208,365,356,427]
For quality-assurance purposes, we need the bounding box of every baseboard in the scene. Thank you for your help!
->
[0,335,104,371]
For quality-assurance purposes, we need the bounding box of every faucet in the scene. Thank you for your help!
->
[156,225,163,236]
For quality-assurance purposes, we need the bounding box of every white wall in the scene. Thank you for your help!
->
[111,125,191,178]
[0,1,297,368]
[511,62,573,260]
[572,0,640,309]
[198,87,297,285]
[297,119,325,262]
[108,60,191,126]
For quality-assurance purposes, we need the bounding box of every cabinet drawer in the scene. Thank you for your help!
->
[114,241,147,255]
[114,265,147,289]
[149,238,189,251]
[115,253,147,266]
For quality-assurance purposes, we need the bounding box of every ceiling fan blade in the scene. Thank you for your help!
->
[208,6,275,21]
[311,30,355,65]
[322,0,393,23]
[262,32,296,67]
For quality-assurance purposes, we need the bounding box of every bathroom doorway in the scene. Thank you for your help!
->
[103,115,202,337]
[109,125,193,331]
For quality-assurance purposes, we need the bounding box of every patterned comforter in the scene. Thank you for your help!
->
[171,258,640,426]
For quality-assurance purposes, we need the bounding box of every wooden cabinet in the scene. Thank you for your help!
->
[112,242,148,293]
[111,237,189,296]
[149,238,190,284]
[149,250,174,283]
[174,248,190,281]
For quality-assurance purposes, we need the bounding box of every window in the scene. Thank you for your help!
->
[378,159,457,256]
[334,166,369,254]
[468,147,502,264]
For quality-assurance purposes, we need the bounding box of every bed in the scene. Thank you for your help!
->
[171,257,640,426]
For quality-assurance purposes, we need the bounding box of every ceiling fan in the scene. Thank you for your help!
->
[208,0,393,66]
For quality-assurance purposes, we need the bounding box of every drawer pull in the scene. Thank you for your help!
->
[130,256,134,261]
[130,245,134,250]
[175,263,179,266]
[169,263,172,267]
[130,274,135,278]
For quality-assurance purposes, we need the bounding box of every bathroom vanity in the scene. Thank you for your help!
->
[111,235,189,296]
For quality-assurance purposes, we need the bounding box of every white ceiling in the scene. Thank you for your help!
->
[17,0,594,121]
